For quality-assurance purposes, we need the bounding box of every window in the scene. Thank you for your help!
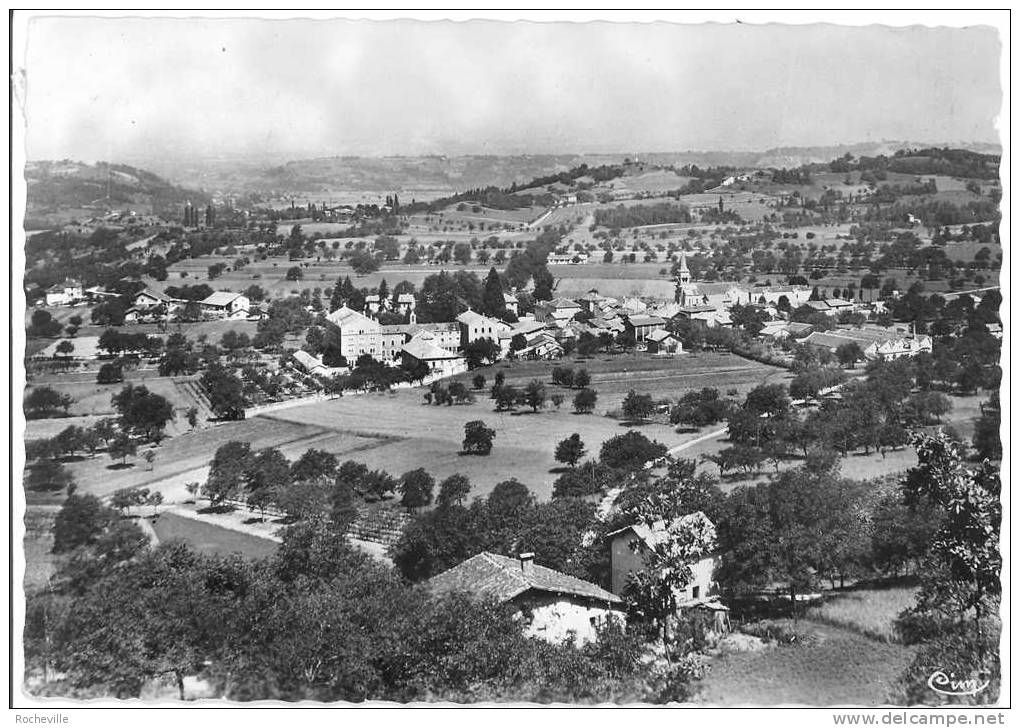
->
[692,585,700,599]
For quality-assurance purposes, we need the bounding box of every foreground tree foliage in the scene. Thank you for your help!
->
[892,433,1002,705]
[26,517,696,703]
[391,479,597,583]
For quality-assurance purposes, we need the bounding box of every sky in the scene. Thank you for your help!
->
[18,15,1003,163]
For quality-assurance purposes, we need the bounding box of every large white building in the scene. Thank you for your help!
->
[456,309,511,348]
[324,305,383,361]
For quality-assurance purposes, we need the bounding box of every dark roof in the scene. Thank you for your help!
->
[428,552,622,604]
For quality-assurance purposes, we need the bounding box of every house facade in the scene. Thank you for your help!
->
[325,305,383,361]
[607,521,720,606]
[456,310,510,348]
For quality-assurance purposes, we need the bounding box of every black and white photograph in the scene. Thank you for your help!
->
[10,10,1009,714]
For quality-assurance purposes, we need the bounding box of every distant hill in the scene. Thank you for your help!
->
[24,160,209,227]
[81,140,1002,206]
[753,141,1002,170]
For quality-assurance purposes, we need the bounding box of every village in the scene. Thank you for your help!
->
[16,13,1005,707]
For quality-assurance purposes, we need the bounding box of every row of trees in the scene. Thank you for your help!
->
[198,443,470,521]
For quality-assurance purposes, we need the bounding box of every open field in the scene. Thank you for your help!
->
[30,352,791,507]
[255,353,788,500]
[697,620,915,706]
[806,586,918,643]
[432,203,545,225]
[449,352,790,412]
[150,511,279,560]
[25,370,201,422]
[607,170,695,195]
[262,391,684,501]
[28,416,380,507]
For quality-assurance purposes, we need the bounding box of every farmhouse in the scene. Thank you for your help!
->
[133,287,179,314]
[401,337,468,378]
[428,552,625,646]
[645,329,683,354]
[365,294,383,315]
[200,291,250,319]
[607,520,720,608]
[45,279,84,306]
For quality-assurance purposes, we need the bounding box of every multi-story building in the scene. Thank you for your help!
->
[324,305,383,361]
[456,309,510,348]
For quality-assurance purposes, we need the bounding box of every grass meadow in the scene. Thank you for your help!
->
[150,511,279,560]
[805,586,918,643]
[698,619,915,706]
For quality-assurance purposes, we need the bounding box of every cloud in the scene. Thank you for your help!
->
[22,17,1002,161]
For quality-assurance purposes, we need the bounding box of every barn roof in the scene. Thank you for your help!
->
[202,290,244,307]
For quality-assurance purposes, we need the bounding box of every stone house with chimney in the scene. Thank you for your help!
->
[428,552,625,645]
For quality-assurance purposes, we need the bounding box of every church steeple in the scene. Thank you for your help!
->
[674,251,693,304]
[678,251,691,285]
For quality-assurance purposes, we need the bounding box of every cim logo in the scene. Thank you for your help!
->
[927,670,990,697]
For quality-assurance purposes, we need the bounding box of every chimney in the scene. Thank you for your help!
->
[518,552,535,577]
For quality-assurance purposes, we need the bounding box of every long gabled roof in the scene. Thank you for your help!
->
[326,305,378,329]
[428,552,622,604]
[136,287,174,303]
[402,337,462,361]
[202,290,245,307]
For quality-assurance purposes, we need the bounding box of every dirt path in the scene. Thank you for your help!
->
[667,428,728,457]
